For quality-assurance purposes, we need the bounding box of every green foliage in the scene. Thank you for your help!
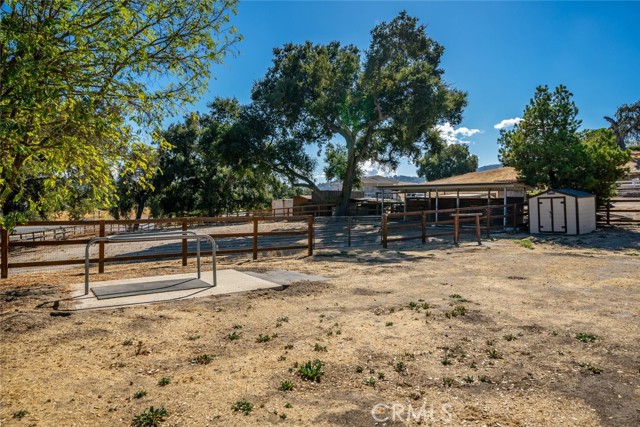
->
[605,99,640,149]
[133,389,147,399]
[158,377,171,387]
[279,380,294,391]
[298,359,325,382]
[12,410,27,419]
[252,11,466,214]
[131,406,168,427]
[575,333,598,343]
[516,239,534,249]
[232,400,253,415]
[152,107,287,217]
[499,85,629,205]
[0,0,241,224]
[417,144,478,181]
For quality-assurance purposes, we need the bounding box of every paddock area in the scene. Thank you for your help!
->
[1,227,638,426]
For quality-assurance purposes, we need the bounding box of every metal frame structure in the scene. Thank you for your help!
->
[85,231,217,295]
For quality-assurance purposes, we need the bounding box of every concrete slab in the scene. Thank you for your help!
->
[92,278,211,300]
[68,269,283,310]
[242,270,328,286]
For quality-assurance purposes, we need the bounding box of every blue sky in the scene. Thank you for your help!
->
[184,1,640,177]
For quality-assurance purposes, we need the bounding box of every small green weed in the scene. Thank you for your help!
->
[232,324,243,329]
[314,343,327,352]
[503,334,517,342]
[385,321,393,327]
[576,333,598,343]
[158,377,170,387]
[364,377,376,387]
[279,380,294,391]
[442,377,454,387]
[516,238,534,249]
[191,354,212,365]
[478,375,489,383]
[284,402,292,409]
[463,376,474,383]
[394,361,406,373]
[122,339,133,346]
[298,359,324,382]
[355,365,363,373]
[232,400,253,416]
[256,334,271,343]
[487,348,501,359]
[12,410,27,419]
[133,389,147,399]
[187,335,200,341]
[377,372,385,380]
[227,331,241,341]
[132,406,168,427]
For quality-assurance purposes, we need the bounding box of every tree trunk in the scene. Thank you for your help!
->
[335,143,358,216]
[604,116,627,150]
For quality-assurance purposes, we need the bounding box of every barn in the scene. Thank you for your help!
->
[528,189,596,235]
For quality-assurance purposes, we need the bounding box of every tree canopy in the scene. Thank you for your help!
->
[604,100,640,150]
[499,85,629,204]
[0,0,241,228]
[417,143,478,181]
[251,11,466,215]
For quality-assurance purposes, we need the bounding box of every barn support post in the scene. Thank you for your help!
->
[453,214,460,246]
[435,190,439,223]
[421,211,427,244]
[503,187,508,228]
[456,190,460,208]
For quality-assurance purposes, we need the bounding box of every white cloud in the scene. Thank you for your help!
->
[435,123,481,145]
[494,117,522,130]
[361,160,393,177]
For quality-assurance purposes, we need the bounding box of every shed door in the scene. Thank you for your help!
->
[538,197,567,233]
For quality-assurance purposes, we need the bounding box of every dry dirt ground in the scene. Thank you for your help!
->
[0,228,639,427]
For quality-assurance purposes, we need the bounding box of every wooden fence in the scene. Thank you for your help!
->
[1,216,313,279]
[597,199,640,225]
[382,203,525,248]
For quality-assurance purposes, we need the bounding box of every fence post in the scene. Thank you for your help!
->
[606,204,610,225]
[513,203,518,229]
[453,214,460,246]
[347,216,352,247]
[253,217,259,260]
[181,220,188,266]
[486,207,491,239]
[307,216,314,256]
[475,214,482,245]
[1,228,8,278]
[98,221,105,273]
[421,212,426,244]
[382,213,388,249]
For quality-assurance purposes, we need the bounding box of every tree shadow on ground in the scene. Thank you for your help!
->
[501,226,639,252]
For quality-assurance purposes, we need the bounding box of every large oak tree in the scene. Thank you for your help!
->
[252,11,466,215]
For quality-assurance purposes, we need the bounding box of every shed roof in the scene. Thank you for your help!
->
[531,188,595,198]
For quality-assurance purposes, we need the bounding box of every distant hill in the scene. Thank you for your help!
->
[477,164,502,172]
[390,175,423,183]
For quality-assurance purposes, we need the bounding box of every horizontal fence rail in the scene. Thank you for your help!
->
[597,199,640,225]
[382,203,526,248]
[1,216,313,278]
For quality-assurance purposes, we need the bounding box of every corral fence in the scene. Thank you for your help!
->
[597,198,640,226]
[382,203,526,248]
[1,216,313,279]
[1,203,528,278]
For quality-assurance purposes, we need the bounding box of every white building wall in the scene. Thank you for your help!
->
[577,197,597,234]
[528,198,539,233]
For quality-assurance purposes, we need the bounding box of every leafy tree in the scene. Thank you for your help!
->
[152,107,282,217]
[417,144,478,181]
[218,100,323,194]
[578,129,630,202]
[499,85,629,204]
[109,144,159,222]
[252,11,466,215]
[499,85,583,189]
[604,100,640,149]
[0,0,241,228]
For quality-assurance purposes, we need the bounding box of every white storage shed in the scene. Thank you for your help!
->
[529,189,597,235]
